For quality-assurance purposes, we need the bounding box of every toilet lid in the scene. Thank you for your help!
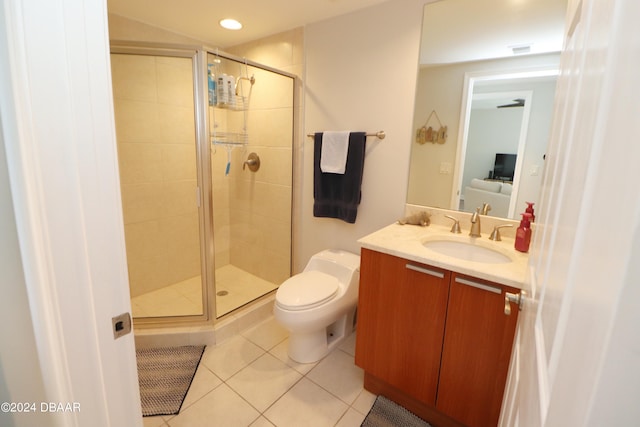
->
[276,271,339,310]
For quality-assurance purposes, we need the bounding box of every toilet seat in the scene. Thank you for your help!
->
[276,271,339,311]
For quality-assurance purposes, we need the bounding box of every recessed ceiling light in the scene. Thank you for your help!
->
[219,19,242,30]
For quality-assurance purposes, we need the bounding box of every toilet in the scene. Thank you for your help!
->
[273,249,361,363]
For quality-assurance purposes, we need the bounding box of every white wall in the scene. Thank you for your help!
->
[301,0,430,270]
[462,107,523,188]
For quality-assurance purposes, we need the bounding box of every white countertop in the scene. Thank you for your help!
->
[358,222,529,289]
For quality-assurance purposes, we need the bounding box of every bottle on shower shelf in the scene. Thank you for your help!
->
[226,74,236,108]
[217,73,228,106]
[207,64,216,106]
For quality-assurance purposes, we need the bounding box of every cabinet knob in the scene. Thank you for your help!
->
[504,292,523,315]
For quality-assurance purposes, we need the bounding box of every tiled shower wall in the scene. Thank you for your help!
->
[111,54,200,297]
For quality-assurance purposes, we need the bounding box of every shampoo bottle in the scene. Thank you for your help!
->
[226,74,236,108]
[525,202,535,222]
[515,213,533,253]
[217,74,228,106]
[207,65,217,106]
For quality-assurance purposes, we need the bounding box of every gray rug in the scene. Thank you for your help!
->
[136,345,205,416]
[362,396,432,427]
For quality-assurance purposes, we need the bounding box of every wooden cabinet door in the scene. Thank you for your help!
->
[436,274,520,427]
[355,249,450,406]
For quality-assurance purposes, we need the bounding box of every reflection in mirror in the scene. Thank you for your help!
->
[406,0,567,220]
[458,90,531,218]
[454,71,558,219]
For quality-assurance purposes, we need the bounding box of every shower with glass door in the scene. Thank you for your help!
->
[110,44,294,323]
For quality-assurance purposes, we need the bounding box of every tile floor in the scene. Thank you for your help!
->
[215,265,279,317]
[131,265,279,319]
[131,276,203,318]
[142,316,376,427]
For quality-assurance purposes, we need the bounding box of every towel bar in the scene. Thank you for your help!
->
[307,131,385,140]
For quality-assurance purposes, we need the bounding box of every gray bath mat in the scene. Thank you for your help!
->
[136,345,205,416]
[361,395,432,427]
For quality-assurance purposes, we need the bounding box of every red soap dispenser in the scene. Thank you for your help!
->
[525,202,535,222]
[515,213,533,253]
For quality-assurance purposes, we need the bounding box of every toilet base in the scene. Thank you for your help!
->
[287,308,357,364]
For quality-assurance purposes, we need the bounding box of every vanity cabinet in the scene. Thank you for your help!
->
[355,248,451,406]
[355,248,520,427]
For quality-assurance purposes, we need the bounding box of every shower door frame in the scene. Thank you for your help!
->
[200,46,297,320]
[110,42,213,326]
[111,42,297,327]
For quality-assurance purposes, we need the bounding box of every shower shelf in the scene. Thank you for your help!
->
[214,95,249,111]
[209,56,254,175]
[211,132,248,146]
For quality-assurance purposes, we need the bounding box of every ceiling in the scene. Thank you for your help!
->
[420,0,567,65]
[107,0,394,48]
[107,0,567,65]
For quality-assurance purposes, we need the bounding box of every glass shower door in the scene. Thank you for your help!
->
[111,50,205,319]
[207,52,294,317]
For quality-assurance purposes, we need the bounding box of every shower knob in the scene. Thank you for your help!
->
[243,152,260,172]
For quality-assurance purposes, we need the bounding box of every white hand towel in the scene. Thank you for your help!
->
[320,131,350,174]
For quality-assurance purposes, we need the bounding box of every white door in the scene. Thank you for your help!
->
[500,0,640,425]
[1,0,142,425]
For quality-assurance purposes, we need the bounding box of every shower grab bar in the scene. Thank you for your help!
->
[306,130,386,140]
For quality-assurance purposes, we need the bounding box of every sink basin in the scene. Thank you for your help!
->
[422,240,512,264]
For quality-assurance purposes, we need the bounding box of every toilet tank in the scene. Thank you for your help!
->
[304,249,360,285]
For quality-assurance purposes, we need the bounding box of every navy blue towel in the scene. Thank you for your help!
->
[313,132,367,223]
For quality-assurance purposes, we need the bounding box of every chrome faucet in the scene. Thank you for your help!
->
[469,208,481,237]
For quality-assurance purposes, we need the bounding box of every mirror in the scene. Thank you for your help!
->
[406,0,567,219]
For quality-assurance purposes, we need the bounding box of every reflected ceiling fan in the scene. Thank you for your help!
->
[497,98,525,108]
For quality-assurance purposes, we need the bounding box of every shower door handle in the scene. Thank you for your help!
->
[243,152,260,172]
